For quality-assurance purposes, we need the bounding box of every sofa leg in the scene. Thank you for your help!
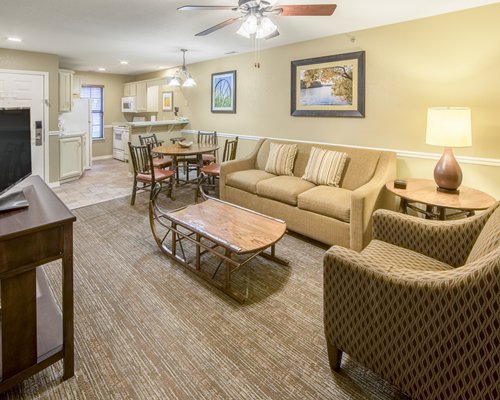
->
[326,340,343,371]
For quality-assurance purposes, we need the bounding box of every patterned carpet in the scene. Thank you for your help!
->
[3,188,407,400]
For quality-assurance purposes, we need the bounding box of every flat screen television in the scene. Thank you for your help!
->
[0,107,32,212]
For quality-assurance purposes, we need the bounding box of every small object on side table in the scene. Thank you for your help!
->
[393,179,407,189]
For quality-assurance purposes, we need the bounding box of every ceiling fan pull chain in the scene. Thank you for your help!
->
[254,36,261,68]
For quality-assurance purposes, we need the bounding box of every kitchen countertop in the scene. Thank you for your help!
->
[116,119,189,127]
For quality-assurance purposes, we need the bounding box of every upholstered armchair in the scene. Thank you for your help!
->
[324,202,499,400]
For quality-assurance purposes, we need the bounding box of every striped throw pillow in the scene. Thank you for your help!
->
[265,143,298,176]
[302,147,347,187]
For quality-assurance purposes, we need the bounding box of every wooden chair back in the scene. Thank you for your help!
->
[128,142,154,178]
[139,134,160,147]
[197,131,217,146]
[222,137,238,162]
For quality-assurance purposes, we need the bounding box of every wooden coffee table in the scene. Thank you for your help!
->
[149,197,288,302]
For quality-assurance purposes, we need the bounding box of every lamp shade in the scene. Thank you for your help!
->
[426,107,472,147]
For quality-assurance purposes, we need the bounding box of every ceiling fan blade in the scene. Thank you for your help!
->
[276,4,337,16]
[178,5,237,11]
[265,29,280,40]
[195,17,243,36]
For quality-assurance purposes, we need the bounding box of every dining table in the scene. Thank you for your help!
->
[152,143,219,184]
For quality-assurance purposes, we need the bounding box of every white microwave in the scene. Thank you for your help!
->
[121,96,136,113]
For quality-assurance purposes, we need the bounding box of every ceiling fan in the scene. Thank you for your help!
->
[178,0,337,40]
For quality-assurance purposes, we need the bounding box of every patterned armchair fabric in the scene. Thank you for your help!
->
[323,202,500,400]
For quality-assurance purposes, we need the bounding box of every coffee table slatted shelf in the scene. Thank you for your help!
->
[149,197,288,303]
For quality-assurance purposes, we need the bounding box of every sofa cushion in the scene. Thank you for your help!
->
[264,143,298,176]
[302,147,347,187]
[467,204,500,263]
[226,169,276,194]
[297,186,352,222]
[256,176,316,206]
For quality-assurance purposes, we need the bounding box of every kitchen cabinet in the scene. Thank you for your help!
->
[72,75,81,95]
[136,82,147,112]
[59,135,83,182]
[123,81,153,112]
[123,82,137,97]
[147,84,159,112]
[58,69,74,112]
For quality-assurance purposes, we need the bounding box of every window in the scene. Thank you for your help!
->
[80,85,104,139]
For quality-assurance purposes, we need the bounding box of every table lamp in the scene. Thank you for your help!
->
[425,107,472,194]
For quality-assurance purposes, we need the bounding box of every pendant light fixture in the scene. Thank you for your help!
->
[168,49,196,87]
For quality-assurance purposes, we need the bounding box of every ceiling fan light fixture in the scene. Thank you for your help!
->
[243,14,258,35]
[256,16,277,39]
[236,24,251,38]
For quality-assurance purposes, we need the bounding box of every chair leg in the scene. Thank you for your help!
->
[326,339,343,371]
[169,176,175,201]
[149,182,156,202]
[131,178,137,205]
[195,173,205,203]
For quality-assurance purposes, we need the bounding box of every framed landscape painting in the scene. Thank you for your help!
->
[162,91,173,111]
[291,51,365,117]
[211,70,236,113]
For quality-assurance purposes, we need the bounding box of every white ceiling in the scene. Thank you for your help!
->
[0,0,497,75]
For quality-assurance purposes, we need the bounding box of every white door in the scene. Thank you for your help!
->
[0,72,46,180]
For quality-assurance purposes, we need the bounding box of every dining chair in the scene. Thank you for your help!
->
[198,131,218,164]
[186,131,218,181]
[195,137,238,202]
[138,134,172,169]
[128,142,175,205]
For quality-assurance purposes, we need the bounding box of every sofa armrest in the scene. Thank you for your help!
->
[372,208,494,266]
[350,151,396,251]
[323,245,499,399]
[219,139,263,200]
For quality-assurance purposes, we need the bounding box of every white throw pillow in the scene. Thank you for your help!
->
[265,143,298,176]
[302,147,347,187]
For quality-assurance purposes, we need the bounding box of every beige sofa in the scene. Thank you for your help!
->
[219,139,396,250]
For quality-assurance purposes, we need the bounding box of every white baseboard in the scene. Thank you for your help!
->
[92,155,114,161]
[48,181,60,188]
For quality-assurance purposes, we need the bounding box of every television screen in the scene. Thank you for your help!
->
[0,108,32,196]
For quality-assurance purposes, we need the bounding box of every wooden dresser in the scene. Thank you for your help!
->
[0,176,75,392]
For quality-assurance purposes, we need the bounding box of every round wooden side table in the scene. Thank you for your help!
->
[386,178,497,220]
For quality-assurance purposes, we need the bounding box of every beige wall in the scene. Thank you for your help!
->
[138,4,500,198]
[0,48,59,131]
[1,48,60,181]
[74,72,129,157]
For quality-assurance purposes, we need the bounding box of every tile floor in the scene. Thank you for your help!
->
[52,158,133,210]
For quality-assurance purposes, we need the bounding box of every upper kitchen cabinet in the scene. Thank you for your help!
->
[72,75,81,96]
[136,82,147,112]
[146,84,159,112]
[123,82,137,97]
[58,69,74,112]
[123,81,147,112]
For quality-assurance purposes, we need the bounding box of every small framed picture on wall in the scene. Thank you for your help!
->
[162,91,174,111]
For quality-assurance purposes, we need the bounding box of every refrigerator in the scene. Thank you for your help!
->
[58,98,92,169]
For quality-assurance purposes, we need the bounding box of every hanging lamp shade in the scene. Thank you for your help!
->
[168,49,196,87]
